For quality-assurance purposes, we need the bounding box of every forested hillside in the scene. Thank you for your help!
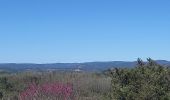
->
[0,60,169,72]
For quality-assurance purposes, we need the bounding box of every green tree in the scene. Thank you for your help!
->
[109,58,170,100]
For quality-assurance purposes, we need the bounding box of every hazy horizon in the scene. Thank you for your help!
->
[0,0,170,63]
[0,59,169,64]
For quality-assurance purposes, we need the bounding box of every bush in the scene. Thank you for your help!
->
[109,58,170,100]
[19,82,73,100]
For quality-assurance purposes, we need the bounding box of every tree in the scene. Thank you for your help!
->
[109,58,170,100]
[137,58,145,67]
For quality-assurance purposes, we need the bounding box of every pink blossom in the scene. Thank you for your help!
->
[19,82,73,100]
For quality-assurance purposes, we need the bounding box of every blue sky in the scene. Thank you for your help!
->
[0,0,170,63]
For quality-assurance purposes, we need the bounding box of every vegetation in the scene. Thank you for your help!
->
[0,71,111,100]
[0,58,170,100]
[109,58,170,100]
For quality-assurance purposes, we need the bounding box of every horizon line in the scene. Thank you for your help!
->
[0,59,169,64]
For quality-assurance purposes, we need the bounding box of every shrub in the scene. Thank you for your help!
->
[19,82,73,100]
[109,58,170,100]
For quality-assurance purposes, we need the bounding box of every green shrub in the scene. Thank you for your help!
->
[109,58,170,100]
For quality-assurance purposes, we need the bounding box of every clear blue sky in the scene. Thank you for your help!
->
[0,0,169,63]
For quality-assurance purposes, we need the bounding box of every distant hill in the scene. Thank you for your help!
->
[0,60,170,72]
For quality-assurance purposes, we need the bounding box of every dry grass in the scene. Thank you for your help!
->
[1,71,111,100]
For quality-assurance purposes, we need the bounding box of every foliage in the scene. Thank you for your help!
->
[0,72,110,100]
[109,58,170,100]
[19,82,73,100]
[1,58,169,100]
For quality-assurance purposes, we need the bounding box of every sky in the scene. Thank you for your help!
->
[0,0,170,63]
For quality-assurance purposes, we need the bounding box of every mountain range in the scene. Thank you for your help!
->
[0,60,170,72]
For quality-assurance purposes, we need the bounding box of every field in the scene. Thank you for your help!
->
[0,71,111,100]
[0,59,170,100]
